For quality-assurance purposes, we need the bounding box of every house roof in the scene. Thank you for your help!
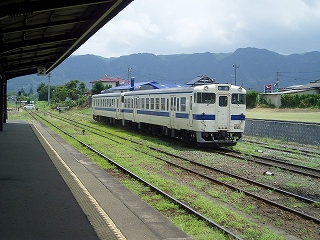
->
[90,76,129,84]
[185,75,217,86]
[0,0,133,80]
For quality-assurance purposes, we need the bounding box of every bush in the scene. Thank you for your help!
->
[281,94,320,108]
[246,90,259,108]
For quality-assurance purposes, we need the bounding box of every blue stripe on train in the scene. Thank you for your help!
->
[193,114,215,120]
[231,114,246,120]
[96,108,245,121]
[137,110,170,117]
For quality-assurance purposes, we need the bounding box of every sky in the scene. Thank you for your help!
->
[73,0,320,58]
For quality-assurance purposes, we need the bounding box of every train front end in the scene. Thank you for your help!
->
[192,84,246,146]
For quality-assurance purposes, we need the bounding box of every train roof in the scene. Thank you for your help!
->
[100,75,219,94]
[101,81,186,93]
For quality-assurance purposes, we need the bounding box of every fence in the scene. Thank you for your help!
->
[244,119,320,146]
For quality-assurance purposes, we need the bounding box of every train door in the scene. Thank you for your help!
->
[119,94,124,122]
[116,98,119,119]
[133,97,138,122]
[189,95,193,128]
[169,96,176,128]
[216,94,230,129]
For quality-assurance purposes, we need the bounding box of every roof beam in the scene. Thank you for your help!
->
[4,59,55,72]
[1,34,78,54]
[0,17,93,35]
[0,1,113,20]
[2,44,70,58]
[2,52,62,66]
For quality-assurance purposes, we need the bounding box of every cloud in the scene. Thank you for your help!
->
[74,0,320,57]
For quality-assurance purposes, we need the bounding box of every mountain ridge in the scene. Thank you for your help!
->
[7,47,320,94]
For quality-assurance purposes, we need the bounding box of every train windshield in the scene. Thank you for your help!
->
[195,92,216,104]
[231,94,246,104]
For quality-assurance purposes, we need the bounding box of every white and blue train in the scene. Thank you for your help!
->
[92,77,246,147]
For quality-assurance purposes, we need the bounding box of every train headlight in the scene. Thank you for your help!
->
[204,86,209,91]
[234,124,241,129]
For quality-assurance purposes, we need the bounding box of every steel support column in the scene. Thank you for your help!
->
[0,75,4,131]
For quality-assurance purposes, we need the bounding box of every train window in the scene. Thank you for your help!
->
[177,98,180,111]
[231,94,246,104]
[155,98,160,110]
[190,96,192,110]
[146,98,150,109]
[150,98,154,109]
[219,96,228,107]
[161,98,165,110]
[196,92,216,104]
[167,99,169,111]
[196,93,201,103]
[181,97,186,112]
[218,86,229,91]
[141,98,145,109]
[121,96,124,103]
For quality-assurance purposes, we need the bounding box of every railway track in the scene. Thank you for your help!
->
[214,148,320,179]
[28,110,320,239]
[243,138,320,157]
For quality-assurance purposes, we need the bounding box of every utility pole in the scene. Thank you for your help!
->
[275,71,280,92]
[127,66,131,81]
[48,72,51,106]
[233,64,239,85]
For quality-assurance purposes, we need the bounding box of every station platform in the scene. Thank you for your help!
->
[0,120,191,240]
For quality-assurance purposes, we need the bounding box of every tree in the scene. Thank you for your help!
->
[92,81,105,95]
[37,82,48,101]
[246,90,259,108]
[37,79,88,106]
[78,82,86,95]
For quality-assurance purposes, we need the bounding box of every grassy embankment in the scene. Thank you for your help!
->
[246,107,320,123]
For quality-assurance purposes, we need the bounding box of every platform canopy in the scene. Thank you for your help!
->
[0,0,133,80]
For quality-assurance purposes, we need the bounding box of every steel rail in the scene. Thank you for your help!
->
[215,149,320,178]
